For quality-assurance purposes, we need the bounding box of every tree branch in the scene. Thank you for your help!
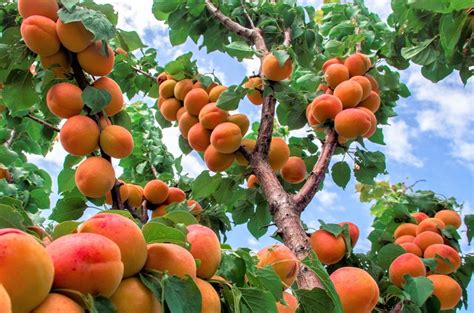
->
[26,113,60,132]
[131,66,155,80]
[283,28,292,46]
[254,94,276,157]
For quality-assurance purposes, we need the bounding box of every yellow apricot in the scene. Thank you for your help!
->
[199,103,229,129]
[358,107,377,138]
[110,277,161,313]
[310,229,346,265]
[77,41,114,76]
[434,210,462,229]
[324,64,349,89]
[235,138,256,166]
[100,125,134,159]
[333,80,363,108]
[389,253,426,287]
[311,94,343,122]
[144,179,169,205]
[364,74,379,93]
[105,182,129,205]
[204,145,235,172]
[187,224,221,279]
[188,123,211,152]
[334,109,371,139]
[0,284,11,313]
[257,244,299,288]
[416,218,445,235]
[227,114,250,135]
[188,199,203,216]
[210,122,243,153]
[262,53,293,81]
[179,112,199,139]
[339,221,360,246]
[176,106,186,121]
[424,244,461,274]
[93,77,124,117]
[195,278,221,313]
[60,115,99,155]
[344,53,371,77]
[276,291,298,313]
[208,85,227,102]
[427,274,462,310]
[145,243,197,278]
[394,235,415,245]
[56,19,93,53]
[160,98,182,122]
[244,77,263,105]
[247,174,259,188]
[18,0,59,20]
[184,88,209,116]
[75,156,115,198]
[322,58,344,73]
[21,15,60,56]
[414,231,443,252]
[165,187,186,204]
[159,80,177,99]
[269,138,290,170]
[399,242,422,257]
[394,223,417,239]
[281,156,306,184]
[350,76,372,100]
[358,91,381,113]
[412,212,429,224]
[46,82,83,118]
[127,184,144,208]
[174,79,193,100]
[40,50,71,78]
[32,293,84,313]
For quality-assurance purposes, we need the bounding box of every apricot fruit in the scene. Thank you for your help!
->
[188,123,211,152]
[77,41,114,76]
[324,64,349,89]
[394,235,415,244]
[127,184,144,208]
[333,80,363,108]
[416,218,445,235]
[310,229,346,265]
[281,156,306,184]
[358,91,380,113]
[184,88,209,116]
[269,138,290,170]
[350,76,372,100]
[151,204,168,218]
[145,243,197,278]
[306,103,319,126]
[110,277,161,313]
[187,224,221,279]
[40,50,71,78]
[322,58,344,73]
[394,223,417,238]
[434,210,462,229]
[100,125,134,159]
[46,233,123,296]
[310,94,343,122]
[235,138,256,166]
[244,77,263,105]
[344,53,371,77]
[174,79,193,101]
[257,244,299,287]
[414,232,443,252]
[208,85,227,102]
[389,253,426,287]
[21,16,60,56]
[427,274,462,310]
[56,19,93,53]
[262,53,293,81]
[60,115,99,155]
[334,109,371,139]
[247,174,259,188]
[159,80,177,99]
[165,187,186,204]
[176,106,186,121]
[358,107,377,138]
[46,82,83,118]
[204,145,235,172]
[227,114,250,135]
[188,199,203,216]
[210,122,242,153]
[178,112,199,139]
[144,179,169,205]
[75,156,115,198]
[0,284,11,313]
[32,293,84,313]
[160,98,182,121]
[196,278,221,313]
[339,221,360,246]
[18,0,59,20]
[199,103,229,129]
[364,74,379,93]
[105,182,129,205]
[156,72,169,85]
[0,228,54,313]
[399,242,422,257]
[330,267,379,313]
[412,212,429,224]
[276,291,298,313]
[424,244,461,274]
[93,77,125,117]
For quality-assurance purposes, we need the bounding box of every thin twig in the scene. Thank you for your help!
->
[26,114,60,132]
[240,0,256,29]
[132,66,155,80]
[283,28,292,46]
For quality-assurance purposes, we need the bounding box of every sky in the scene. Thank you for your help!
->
[27,0,474,309]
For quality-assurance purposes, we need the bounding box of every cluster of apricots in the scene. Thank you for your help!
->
[0,213,225,313]
[307,53,381,143]
[390,209,463,310]
[18,0,135,199]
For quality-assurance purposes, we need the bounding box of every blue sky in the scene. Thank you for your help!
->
[28,0,474,309]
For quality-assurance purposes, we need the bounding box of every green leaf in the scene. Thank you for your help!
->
[224,41,255,60]
[169,28,189,46]
[296,288,335,313]
[0,204,27,230]
[318,220,343,237]
[272,50,290,67]
[376,244,405,270]
[152,0,181,15]
[465,214,474,244]
[239,288,278,313]
[440,12,466,59]
[247,203,272,239]
[52,221,81,239]
[117,29,147,51]
[50,196,87,222]
[139,271,163,300]
[400,38,436,60]
[163,210,198,225]
[2,71,39,116]
[178,136,192,155]
[0,146,18,165]
[111,110,132,129]
[403,276,434,307]
[217,252,247,286]
[162,275,202,313]
[80,0,118,26]
[331,162,350,189]
[142,222,187,245]
[58,168,76,193]
[216,86,246,111]
[252,266,283,301]
[192,172,221,198]
[61,0,79,11]
[64,155,84,168]
[90,296,117,313]
[82,86,112,115]
[155,110,172,128]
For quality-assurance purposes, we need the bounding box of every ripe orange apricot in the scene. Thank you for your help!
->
[174,79,193,101]
[77,41,115,76]
[276,291,298,313]
[434,210,462,229]
[40,50,71,78]
[105,182,129,205]
[339,221,360,246]
[32,293,84,313]
[394,223,417,238]
[0,284,11,313]
[208,85,227,102]
[262,53,293,81]
[0,228,54,313]
[100,125,134,159]
[151,204,168,218]
[416,218,445,235]
[210,122,243,153]
[176,106,186,121]
[247,174,259,188]
[257,244,299,287]
[358,91,380,113]
[399,242,422,257]
[188,123,211,152]
[179,112,199,139]
[188,199,203,216]
[324,64,349,89]
[310,229,346,265]
[333,80,364,108]
[110,277,161,313]
[427,274,462,310]
[311,94,343,122]
[358,107,377,138]
[156,72,169,85]
[364,74,379,93]
[144,179,169,205]
[78,213,148,278]
[46,233,123,296]
[424,244,461,274]
[145,243,197,278]
[46,82,83,118]
[160,98,182,121]
[93,77,124,116]
[56,19,93,53]
[334,109,371,139]
[322,58,344,73]
[166,187,186,204]
[389,253,426,287]
[412,212,429,224]
[195,278,221,313]
[394,235,415,245]
[350,76,372,100]
[199,103,229,129]
[330,267,379,313]
[306,103,320,126]
[159,80,177,99]
[414,232,443,252]
[187,224,221,279]
[235,138,256,166]
[18,0,59,20]
[60,115,100,155]
[184,88,209,116]
[244,77,263,105]
[269,138,291,170]
[227,114,250,135]
[204,145,235,172]
[127,184,143,208]
[75,156,115,198]
[344,53,371,77]
[281,156,306,184]
[21,15,60,56]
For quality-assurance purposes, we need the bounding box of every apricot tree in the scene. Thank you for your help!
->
[0,0,473,312]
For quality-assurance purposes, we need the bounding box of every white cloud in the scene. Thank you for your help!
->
[382,120,424,168]
[241,56,260,76]
[317,190,337,207]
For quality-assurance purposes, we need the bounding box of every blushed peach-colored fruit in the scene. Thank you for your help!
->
[0,284,11,313]
[166,187,186,204]
[46,82,83,118]
[127,184,144,208]
[188,199,203,216]
[60,115,99,155]
[394,223,417,238]
[160,98,182,121]
[333,80,363,108]
[204,145,235,172]
[151,204,168,218]
[350,76,372,100]
[424,244,461,274]
[78,213,148,278]
[364,74,379,93]
[0,228,54,313]
[281,156,306,184]
[184,88,209,116]
[18,0,59,20]
[208,85,227,102]
[21,16,60,56]
[75,157,115,198]
[195,278,221,313]
[311,94,343,122]
[389,253,426,287]
[159,80,177,99]
[317,83,330,93]
[247,174,259,188]
[358,107,377,138]
[100,125,134,159]
[257,244,299,287]
[427,274,462,310]
[344,53,371,77]
[412,212,429,224]
[188,123,211,152]
[306,103,319,126]
[199,103,229,129]
[174,79,193,101]
[99,115,112,129]
[339,221,360,246]
[334,109,371,139]
[244,77,263,105]
[322,58,344,73]
[394,235,415,245]
[110,277,162,313]
[330,267,379,313]
[310,229,346,265]
[105,182,129,205]
[324,64,349,89]
[93,77,124,116]
[416,218,445,235]
[358,91,380,113]
[204,82,218,93]
[176,106,186,121]
[434,210,462,229]
[145,243,197,278]
[156,72,169,85]
[269,138,290,170]
[32,293,84,313]
[56,19,93,53]
[399,242,422,257]
[211,122,242,153]
[46,233,123,296]
[276,291,298,313]
[144,179,169,205]
[227,114,250,135]
[414,232,443,252]
[262,54,293,81]
[77,41,114,76]
[40,50,71,78]
[235,138,256,166]
[187,224,221,279]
